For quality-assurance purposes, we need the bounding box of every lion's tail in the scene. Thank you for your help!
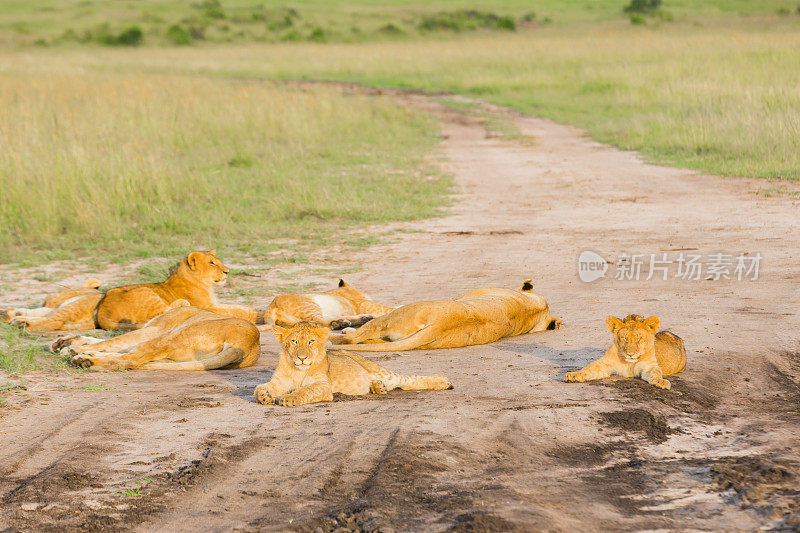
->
[335,326,435,352]
[395,374,453,391]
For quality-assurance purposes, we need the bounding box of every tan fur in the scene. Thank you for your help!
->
[564,314,686,389]
[266,279,394,329]
[95,250,262,330]
[254,322,452,406]
[2,279,103,331]
[54,302,260,371]
[329,280,560,352]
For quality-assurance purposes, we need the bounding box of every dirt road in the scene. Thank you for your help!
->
[1,94,799,532]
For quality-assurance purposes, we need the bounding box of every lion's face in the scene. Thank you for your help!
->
[607,314,660,363]
[187,250,229,285]
[273,322,330,369]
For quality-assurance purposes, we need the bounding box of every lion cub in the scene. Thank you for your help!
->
[266,279,394,330]
[2,279,103,331]
[255,322,452,407]
[564,314,686,389]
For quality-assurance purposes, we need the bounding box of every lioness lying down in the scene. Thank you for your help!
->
[255,322,452,406]
[1,279,103,332]
[95,249,262,330]
[53,301,260,371]
[564,314,686,389]
[329,280,560,352]
[266,279,394,330]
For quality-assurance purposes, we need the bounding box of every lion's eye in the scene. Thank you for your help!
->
[308,339,315,345]
[290,339,297,345]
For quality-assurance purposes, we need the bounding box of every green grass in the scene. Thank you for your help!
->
[49,10,798,182]
[0,1,797,261]
[0,62,449,263]
[0,323,62,374]
[82,383,111,391]
[3,0,799,48]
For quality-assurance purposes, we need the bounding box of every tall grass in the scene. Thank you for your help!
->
[0,64,447,262]
[62,16,799,181]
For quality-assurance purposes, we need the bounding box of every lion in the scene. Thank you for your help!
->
[329,280,560,352]
[52,300,260,371]
[2,279,103,331]
[254,322,452,406]
[564,314,686,389]
[95,249,262,330]
[266,279,394,330]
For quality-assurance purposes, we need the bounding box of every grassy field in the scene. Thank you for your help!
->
[0,1,797,265]
[0,59,448,263]
[32,13,796,183]
[3,0,798,47]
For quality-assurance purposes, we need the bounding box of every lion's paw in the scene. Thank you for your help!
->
[8,316,32,328]
[349,315,374,328]
[564,371,584,383]
[278,393,308,407]
[50,335,81,353]
[370,380,388,394]
[70,356,94,369]
[652,378,671,390]
[254,385,277,405]
[328,319,352,331]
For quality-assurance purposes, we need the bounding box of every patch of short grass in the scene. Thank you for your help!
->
[82,383,111,391]
[0,323,61,374]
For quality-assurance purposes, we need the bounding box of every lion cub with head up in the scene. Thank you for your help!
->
[564,314,686,389]
[255,322,452,407]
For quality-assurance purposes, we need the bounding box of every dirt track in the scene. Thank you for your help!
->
[1,94,799,532]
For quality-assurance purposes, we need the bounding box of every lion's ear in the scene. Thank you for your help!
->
[85,278,102,289]
[187,252,202,270]
[643,316,660,333]
[208,249,216,256]
[272,325,288,342]
[606,316,623,333]
[520,279,534,292]
[338,279,348,288]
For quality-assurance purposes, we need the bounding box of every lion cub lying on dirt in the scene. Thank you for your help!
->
[95,250,261,330]
[1,279,103,332]
[53,301,260,371]
[254,322,452,406]
[329,280,560,351]
[564,314,686,389]
[266,279,394,330]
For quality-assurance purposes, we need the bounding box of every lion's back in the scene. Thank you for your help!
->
[655,331,686,376]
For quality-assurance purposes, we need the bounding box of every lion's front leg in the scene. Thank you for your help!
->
[278,382,333,407]
[564,357,613,383]
[70,352,127,370]
[254,380,287,405]
[637,363,671,390]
